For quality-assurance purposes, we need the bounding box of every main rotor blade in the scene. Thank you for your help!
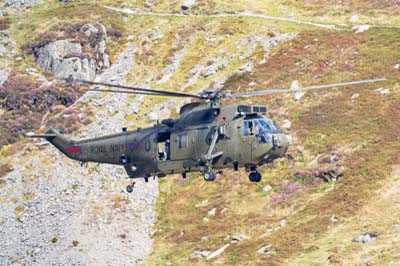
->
[87,88,191,97]
[66,79,202,99]
[228,78,387,98]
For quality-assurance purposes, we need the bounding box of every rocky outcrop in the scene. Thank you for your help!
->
[0,30,16,57]
[0,44,159,266]
[353,232,379,243]
[0,69,8,86]
[79,23,110,70]
[4,0,41,8]
[33,23,110,81]
[35,40,96,80]
[181,0,196,10]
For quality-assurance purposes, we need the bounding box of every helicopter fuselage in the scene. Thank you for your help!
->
[41,103,291,182]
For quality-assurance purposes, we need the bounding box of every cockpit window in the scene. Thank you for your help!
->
[243,117,278,143]
[258,119,271,130]
[243,120,253,136]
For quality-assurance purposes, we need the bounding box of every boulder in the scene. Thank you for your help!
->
[206,244,230,260]
[181,0,196,10]
[79,23,110,70]
[262,184,272,192]
[349,15,359,23]
[0,30,16,57]
[145,107,171,122]
[392,224,400,229]
[239,62,253,72]
[33,23,110,80]
[257,243,275,257]
[279,219,287,227]
[207,208,216,217]
[4,0,41,8]
[0,43,6,57]
[35,40,96,81]
[190,250,210,259]
[248,81,257,87]
[282,120,291,129]
[231,235,248,243]
[202,64,217,78]
[294,92,305,101]
[351,93,359,100]
[0,69,8,86]
[375,88,390,95]
[291,80,305,100]
[353,232,379,243]
[353,25,370,34]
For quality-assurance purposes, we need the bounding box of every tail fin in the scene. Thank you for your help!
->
[26,127,77,159]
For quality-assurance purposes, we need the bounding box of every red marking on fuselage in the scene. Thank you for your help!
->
[67,146,81,153]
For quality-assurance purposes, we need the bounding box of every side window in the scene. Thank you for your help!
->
[243,120,253,136]
[254,120,263,135]
[178,134,188,149]
[243,121,249,136]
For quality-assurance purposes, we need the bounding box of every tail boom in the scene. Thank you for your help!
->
[27,128,81,160]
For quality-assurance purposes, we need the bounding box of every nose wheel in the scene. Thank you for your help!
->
[249,171,262,182]
[126,183,135,193]
[203,168,216,181]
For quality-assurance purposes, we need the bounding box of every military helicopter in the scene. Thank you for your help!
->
[27,78,385,193]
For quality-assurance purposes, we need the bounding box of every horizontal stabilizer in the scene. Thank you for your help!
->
[25,133,57,138]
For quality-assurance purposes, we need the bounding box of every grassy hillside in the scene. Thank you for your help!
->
[146,28,400,265]
[1,1,399,265]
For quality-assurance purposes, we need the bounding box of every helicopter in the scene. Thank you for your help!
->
[27,78,385,193]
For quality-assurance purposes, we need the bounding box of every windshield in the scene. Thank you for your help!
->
[243,117,279,143]
[257,119,277,130]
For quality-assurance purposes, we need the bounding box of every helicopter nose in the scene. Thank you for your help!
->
[259,133,291,162]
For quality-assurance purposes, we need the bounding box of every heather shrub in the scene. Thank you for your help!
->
[0,74,85,148]
[0,163,13,178]
[0,17,11,31]
[106,28,122,38]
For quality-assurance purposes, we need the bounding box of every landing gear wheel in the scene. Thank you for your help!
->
[249,171,262,182]
[234,162,239,171]
[126,184,134,193]
[203,168,216,182]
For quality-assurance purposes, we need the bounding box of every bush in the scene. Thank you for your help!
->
[0,73,85,148]
[26,32,59,55]
[63,52,91,60]
[0,17,11,31]
[106,28,122,38]
[0,163,13,178]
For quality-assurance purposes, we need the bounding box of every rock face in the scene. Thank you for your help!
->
[35,40,96,80]
[79,23,110,70]
[190,250,211,259]
[0,69,8,86]
[33,23,110,81]
[353,232,379,243]
[4,0,42,7]
[0,44,158,266]
[181,0,196,10]
[0,30,16,57]
[206,244,231,260]
[257,243,275,257]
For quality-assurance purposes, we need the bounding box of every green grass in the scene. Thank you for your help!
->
[147,27,400,265]
[3,2,400,265]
